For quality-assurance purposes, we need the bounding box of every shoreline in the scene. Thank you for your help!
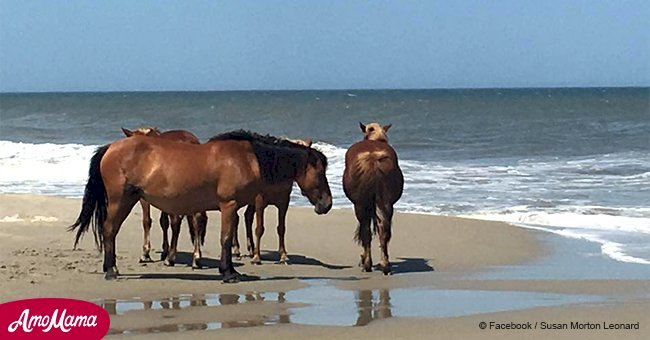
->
[0,193,543,301]
[3,191,647,267]
[1,193,648,339]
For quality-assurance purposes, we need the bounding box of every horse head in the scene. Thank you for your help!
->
[359,122,391,142]
[121,127,163,137]
[295,147,332,215]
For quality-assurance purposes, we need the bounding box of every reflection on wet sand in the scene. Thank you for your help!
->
[355,289,392,326]
[102,288,396,335]
[100,285,600,335]
[102,292,292,335]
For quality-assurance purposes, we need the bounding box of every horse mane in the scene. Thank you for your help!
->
[208,130,328,183]
[135,127,162,135]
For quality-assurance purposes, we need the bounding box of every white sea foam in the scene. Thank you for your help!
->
[0,141,96,196]
[31,216,59,222]
[0,214,25,223]
[0,214,58,223]
[461,210,650,264]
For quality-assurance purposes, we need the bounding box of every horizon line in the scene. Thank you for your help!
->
[1,85,649,95]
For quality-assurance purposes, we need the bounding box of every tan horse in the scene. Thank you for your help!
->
[70,130,332,283]
[121,127,208,269]
[343,122,403,274]
[232,138,313,265]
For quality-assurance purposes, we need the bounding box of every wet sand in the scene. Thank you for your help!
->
[1,193,648,339]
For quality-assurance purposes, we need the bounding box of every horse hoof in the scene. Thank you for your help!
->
[233,252,241,260]
[160,253,168,262]
[251,257,262,265]
[104,268,119,280]
[139,255,153,263]
[362,262,373,273]
[222,275,240,284]
[192,260,202,270]
[381,266,392,276]
[164,259,175,267]
[222,271,241,283]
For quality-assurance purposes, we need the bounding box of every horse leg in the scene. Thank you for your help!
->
[251,196,266,265]
[377,204,394,275]
[219,200,240,283]
[244,204,255,257]
[231,216,242,259]
[377,289,392,319]
[189,212,207,269]
[139,199,154,263]
[103,193,139,280]
[354,203,373,272]
[164,214,182,266]
[276,198,290,264]
[160,212,170,261]
[355,290,373,326]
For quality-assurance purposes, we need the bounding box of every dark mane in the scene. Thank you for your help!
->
[209,130,328,183]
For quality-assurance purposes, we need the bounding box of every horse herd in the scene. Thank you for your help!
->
[69,122,403,283]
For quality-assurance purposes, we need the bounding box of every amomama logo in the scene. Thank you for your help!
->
[0,298,110,339]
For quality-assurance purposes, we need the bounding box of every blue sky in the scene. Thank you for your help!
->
[1,1,648,92]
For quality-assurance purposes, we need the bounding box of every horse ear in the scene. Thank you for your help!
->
[359,122,366,133]
[383,124,392,133]
[121,127,133,137]
[304,138,313,147]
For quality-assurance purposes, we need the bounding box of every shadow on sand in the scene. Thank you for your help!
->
[121,254,431,282]
[389,257,435,274]
[120,272,366,283]
[258,251,352,270]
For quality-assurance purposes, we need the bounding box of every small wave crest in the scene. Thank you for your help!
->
[0,140,96,196]
[462,209,650,264]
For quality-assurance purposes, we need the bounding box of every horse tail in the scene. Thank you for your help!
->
[200,215,207,245]
[68,144,110,251]
[352,150,392,242]
[354,197,377,244]
[188,215,196,245]
[188,212,208,246]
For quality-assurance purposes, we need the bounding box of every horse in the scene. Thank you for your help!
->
[231,138,313,265]
[121,127,208,269]
[69,130,332,283]
[343,122,403,274]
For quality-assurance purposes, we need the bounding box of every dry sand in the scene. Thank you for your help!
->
[1,193,648,339]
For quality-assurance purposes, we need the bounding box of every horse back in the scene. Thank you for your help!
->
[343,140,403,204]
[102,136,214,188]
[160,130,201,144]
[100,137,263,212]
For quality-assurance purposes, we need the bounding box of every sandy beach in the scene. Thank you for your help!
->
[1,193,648,339]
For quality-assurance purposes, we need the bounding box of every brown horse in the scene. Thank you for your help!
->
[343,122,403,274]
[70,130,332,283]
[232,138,313,265]
[121,127,208,269]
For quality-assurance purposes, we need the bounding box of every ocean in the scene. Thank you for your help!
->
[1,88,648,264]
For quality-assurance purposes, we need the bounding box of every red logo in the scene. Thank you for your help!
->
[0,298,110,339]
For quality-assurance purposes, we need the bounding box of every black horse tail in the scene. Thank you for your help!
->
[188,212,208,246]
[68,144,110,251]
